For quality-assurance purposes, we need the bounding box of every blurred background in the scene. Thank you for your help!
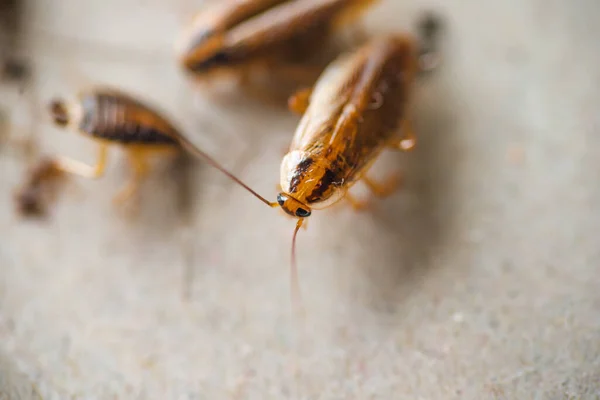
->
[1,0,599,398]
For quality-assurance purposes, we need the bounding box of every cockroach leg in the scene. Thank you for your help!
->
[362,174,401,197]
[389,120,417,151]
[399,137,416,152]
[55,143,109,179]
[288,87,312,115]
[345,193,369,211]
[112,147,150,205]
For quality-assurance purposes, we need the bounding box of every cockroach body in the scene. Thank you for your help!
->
[47,88,184,204]
[176,0,379,90]
[53,90,183,146]
[222,33,429,314]
[281,34,422,310]
[278,34,419,219]
[45,87,271,208]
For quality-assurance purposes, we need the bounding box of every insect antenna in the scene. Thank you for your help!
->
[176,135,277,207]
[291,218,306,317]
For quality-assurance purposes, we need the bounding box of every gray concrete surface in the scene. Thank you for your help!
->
[1,0,600,399]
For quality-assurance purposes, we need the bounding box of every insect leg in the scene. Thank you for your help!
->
[287,87,312,115]
[388,120,417,151]
[345,193,369,211]
[113,147,150,205]
[362,174,402,197]
[55,143,109,178]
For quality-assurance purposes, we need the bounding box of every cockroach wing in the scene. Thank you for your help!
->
[289,48,364,151]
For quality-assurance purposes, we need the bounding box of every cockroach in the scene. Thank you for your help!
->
[175,0,379,94]
[39,88,266,301]
[279,33,422,312]
[203,32,438,313]
[46,87,185,205]
[43,86,269,208]
[280,33,420,216]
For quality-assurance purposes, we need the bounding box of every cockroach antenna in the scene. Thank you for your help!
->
[175,135,278,208]
[291,218,306,317]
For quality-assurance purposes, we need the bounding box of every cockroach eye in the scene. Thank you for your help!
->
[277,193,286,206]
[295,208,311,218]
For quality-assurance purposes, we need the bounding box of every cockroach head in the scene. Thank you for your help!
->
[277,193,311,218]
[48,98,69,127]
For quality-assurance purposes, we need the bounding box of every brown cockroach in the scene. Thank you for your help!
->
[44,87,266,206]
[175,0,379,95]
[279,33,422,311]
[204,31,439,313]
[46,88,184,205]
[278,33,420,217]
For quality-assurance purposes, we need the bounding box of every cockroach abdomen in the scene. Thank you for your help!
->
[79,92,179,146]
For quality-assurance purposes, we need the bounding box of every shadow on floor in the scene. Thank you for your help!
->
[354,73,466,315]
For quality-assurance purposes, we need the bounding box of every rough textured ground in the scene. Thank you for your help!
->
[1,0,599,399]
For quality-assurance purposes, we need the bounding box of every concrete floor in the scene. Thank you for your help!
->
[1,0,600,399]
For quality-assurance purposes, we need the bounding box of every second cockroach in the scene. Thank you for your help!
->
[39,87,265,208]
[45,88,185,205]
[175,0,379,95]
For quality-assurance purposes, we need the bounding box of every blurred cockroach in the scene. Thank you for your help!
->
[175,0,379,95]
[201,30,440,313]
[40,87,268,208]
[46,88,185,205]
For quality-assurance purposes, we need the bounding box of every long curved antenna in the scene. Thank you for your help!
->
[291,218,305,317]
[176,134,277,207]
